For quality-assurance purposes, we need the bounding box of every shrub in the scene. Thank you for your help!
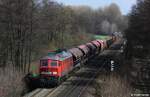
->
[0,66,25,97]
[95,74,132,97]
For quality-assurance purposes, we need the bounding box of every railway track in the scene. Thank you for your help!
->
[24,88,55,97]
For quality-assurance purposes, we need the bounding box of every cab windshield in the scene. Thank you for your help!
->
[40,60,48,66]
[51,61,57,66]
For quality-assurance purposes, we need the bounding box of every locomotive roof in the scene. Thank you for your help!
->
[42,51,72,61]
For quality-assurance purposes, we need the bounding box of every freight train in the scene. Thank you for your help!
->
[25,36,116,87]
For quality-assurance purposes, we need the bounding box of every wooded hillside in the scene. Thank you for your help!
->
[0,0,127,72]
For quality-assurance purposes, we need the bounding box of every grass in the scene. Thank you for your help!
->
[48,32,94,49]
[94,73,132,97]
[94,35,110,40]
[0,66,25,97]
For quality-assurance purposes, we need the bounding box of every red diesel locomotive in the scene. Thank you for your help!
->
[26,37,116,87]
[39,50,73,84]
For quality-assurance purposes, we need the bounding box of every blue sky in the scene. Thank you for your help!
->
[56,0,137,14]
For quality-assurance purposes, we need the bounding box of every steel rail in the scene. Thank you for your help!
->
[63,68,91,97]
[77,61,106,97]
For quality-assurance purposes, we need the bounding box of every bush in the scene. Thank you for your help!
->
[95,74,132,97]
[0,66,25,97]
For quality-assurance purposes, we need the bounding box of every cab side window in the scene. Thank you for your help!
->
[41,60,48,66]
[51,61,57,66]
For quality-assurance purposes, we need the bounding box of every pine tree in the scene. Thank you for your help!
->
[126,0,150,57]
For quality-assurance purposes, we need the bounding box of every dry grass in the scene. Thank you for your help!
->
[94,74,132,97]
[0,66,25,97]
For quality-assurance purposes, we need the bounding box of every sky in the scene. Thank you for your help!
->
[56,0,137,15]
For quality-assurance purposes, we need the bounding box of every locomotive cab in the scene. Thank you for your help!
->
[40,57,59,77]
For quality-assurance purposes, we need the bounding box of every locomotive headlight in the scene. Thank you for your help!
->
[49,72,52,74]
[53,72,57,74]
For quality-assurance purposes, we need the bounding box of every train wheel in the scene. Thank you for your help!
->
[40,78,46,88]
[56,77,61,86]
